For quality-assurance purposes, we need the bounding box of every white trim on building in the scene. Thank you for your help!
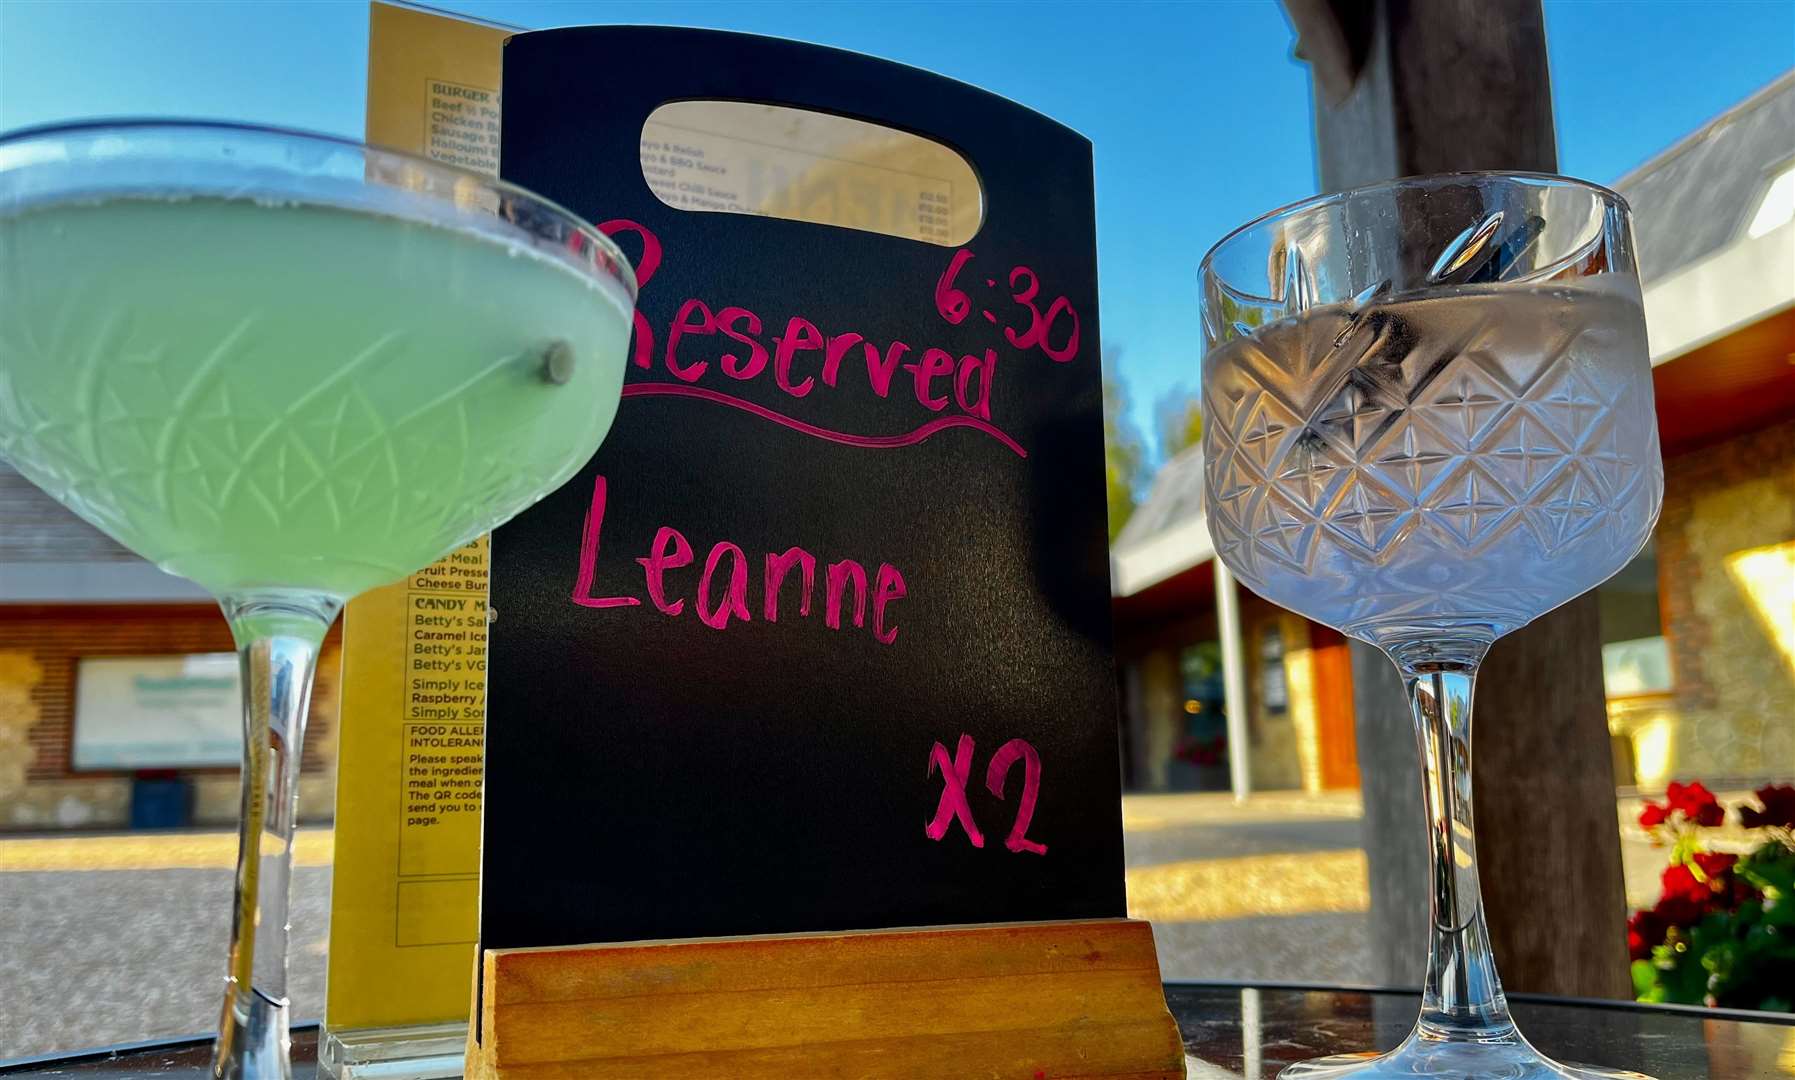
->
[1111,513,1215,598]
[1643,218,1795,366]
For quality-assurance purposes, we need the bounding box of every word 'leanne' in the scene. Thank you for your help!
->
[571,476,906,643]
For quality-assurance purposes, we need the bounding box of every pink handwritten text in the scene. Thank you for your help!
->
[924,734,1048,856]
[926,734,984,847]
[986,737,1048,855]
[572,475,906,644]
[597,220,1074,459]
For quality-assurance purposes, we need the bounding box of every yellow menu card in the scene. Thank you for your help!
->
[325,0,508,1035]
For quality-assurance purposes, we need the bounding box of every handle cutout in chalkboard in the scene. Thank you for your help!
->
[641,101,982,246]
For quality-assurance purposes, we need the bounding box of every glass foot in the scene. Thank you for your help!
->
[319,1021,468,1079]
[1278,1028,1657,1079]
[213,984,292,1079]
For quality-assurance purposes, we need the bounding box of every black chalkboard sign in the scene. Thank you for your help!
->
[481,26,1123,951]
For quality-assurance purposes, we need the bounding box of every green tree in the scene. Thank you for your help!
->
[1103,350,1147,541]
[1155,386,1203,461]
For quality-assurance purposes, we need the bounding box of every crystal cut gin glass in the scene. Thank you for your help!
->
[0,120,638,1078]
[1200,173,1662,1079]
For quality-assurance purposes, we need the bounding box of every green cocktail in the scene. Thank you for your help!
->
[1,195,630,599]
[0,122,637,1079]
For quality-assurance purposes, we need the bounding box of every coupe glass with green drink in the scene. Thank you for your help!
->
[0,120,638,1078]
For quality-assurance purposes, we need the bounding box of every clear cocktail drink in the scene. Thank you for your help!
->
[1203,279,1660,647]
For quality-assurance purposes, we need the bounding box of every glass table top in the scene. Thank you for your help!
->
[2,983,1790,1077]
[1166,983,1794,1078]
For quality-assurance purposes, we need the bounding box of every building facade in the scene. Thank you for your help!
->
[0,464,340,829]
[1111,447,1361,796]
[1599,71,1795,789]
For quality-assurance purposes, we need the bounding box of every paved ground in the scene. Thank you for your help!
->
[0,830,334,1061]
[0,790,1669,1061]
[1121,791,1371,984]
[0,866,332,1059]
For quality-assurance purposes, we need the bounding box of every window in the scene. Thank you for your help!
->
[1744,162,1795,239]
[1598,541,1670,696]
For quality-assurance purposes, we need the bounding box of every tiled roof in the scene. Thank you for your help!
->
[0,461,137,563]
[1114,444,1205,549]
[1615,69,1795,282]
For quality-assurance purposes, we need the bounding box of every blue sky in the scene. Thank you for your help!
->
[2,0,1791,463]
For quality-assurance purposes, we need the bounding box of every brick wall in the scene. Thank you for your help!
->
[0,604,341,782]
[1657,419,1795,703]
[1649,416,1795,782]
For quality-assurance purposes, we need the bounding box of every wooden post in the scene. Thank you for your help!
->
[1284,0,1631,997]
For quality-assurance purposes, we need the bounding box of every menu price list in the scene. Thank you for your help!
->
[395,538,488,945]
[424,78,500,173]
[638,122,958,245]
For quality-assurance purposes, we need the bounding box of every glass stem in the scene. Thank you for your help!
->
[213,592,340,1080]
[1388,639,1516,1041]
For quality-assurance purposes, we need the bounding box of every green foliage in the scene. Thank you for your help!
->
[1102,353,1147,542]
[1630,783,1795,1012]
[1154,388,1204,462]
[1634,838,1795,1012]
[1739,839,1795,896]
[1668,829,1703,869]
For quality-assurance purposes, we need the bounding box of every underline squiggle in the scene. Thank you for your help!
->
[620,383,1029,458]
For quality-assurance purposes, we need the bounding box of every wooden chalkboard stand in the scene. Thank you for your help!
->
[465,918,1186,1079]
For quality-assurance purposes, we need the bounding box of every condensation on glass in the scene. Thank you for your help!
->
[640,101,983,246]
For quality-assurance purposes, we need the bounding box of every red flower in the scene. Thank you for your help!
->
[1653,853,1754,928]
[1654,892,1705,930]
[1661,863,1709,906]
[1627,909,1666,961]
[1692,851,1737,879]
[1658,866,1713,928]
[1740,784,1795,830]
[1638,801,1669,828]
[1666,781,1725,826]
